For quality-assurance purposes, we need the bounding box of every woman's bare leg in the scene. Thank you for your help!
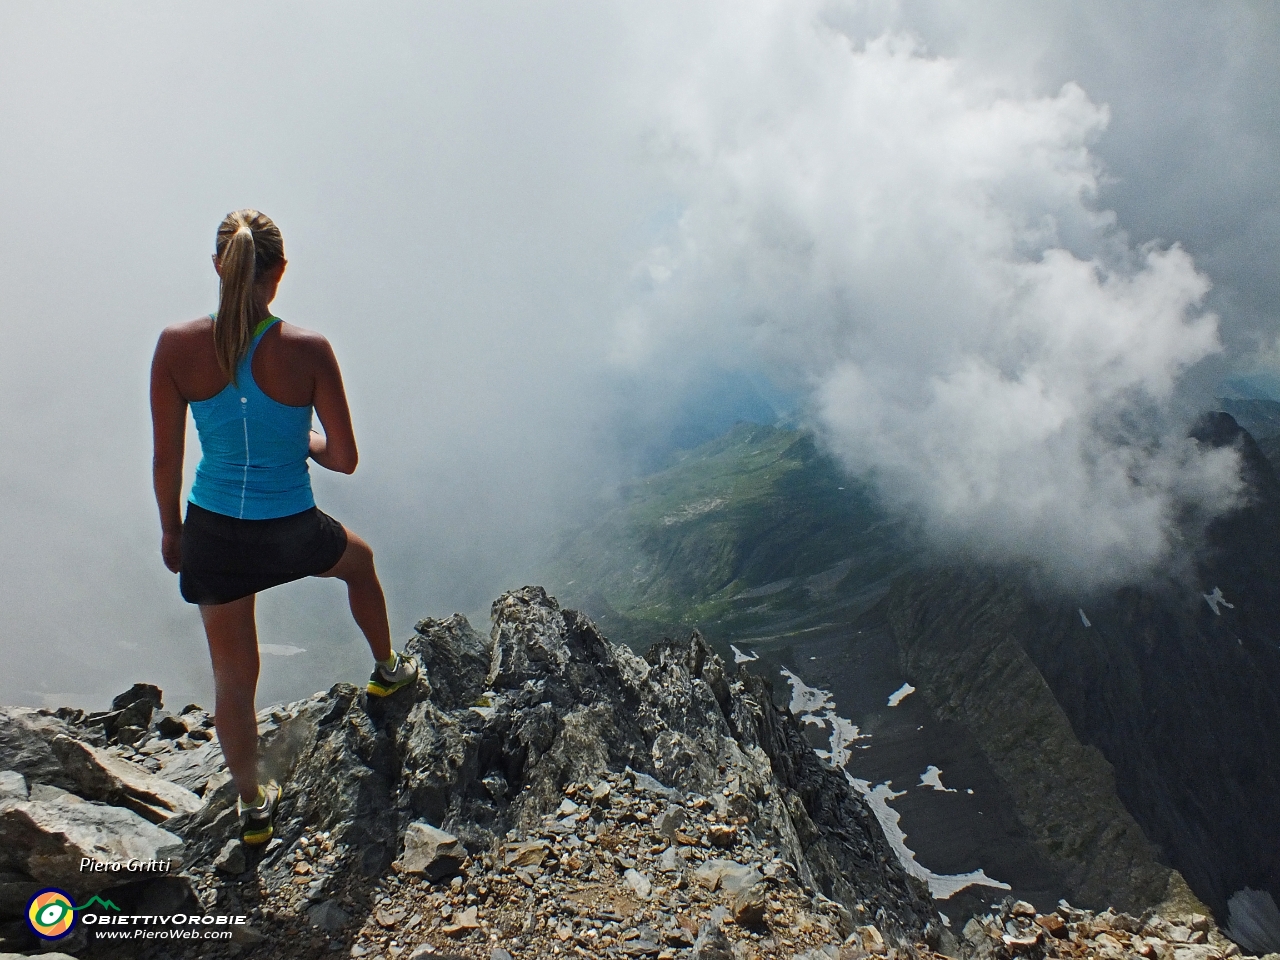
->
[200,595,261,805]
[318,528,392,663]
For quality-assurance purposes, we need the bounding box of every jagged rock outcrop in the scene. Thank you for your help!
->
[172,588,931,935]
[0,587,937,958]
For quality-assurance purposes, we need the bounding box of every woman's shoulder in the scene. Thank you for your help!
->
[274,319,329,347]
[154,316,213,357]
[161,315,214,336]
[274,321,339,367]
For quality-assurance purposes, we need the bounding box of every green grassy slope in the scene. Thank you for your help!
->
[547,423,915,648]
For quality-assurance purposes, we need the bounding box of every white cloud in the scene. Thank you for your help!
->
[628,1,1243,586]
[0,0,1274,706]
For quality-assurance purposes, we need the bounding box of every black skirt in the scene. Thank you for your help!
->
[179,502,349,605]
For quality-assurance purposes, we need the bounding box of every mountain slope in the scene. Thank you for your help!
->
[549,422,913,648]
[549,417,1280,931]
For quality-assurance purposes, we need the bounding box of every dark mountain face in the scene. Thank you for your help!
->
[1023,414,1280,917]
[881,416,1280,921]
[550,415,1280,932]
[1022,589,1280,920]
[1216,396,1280,478]
[884,574,1184,914]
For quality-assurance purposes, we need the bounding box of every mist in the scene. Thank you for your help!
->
[624,1,1263,587]
[1,1,1276,706]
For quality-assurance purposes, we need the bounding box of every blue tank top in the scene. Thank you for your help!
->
[188,317,316,520]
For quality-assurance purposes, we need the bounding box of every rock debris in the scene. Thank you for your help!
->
[1,587,1272,960]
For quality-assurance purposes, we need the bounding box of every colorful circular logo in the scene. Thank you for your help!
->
[27,888,77,939]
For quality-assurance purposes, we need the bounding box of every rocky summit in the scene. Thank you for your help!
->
[0,587,1273,960]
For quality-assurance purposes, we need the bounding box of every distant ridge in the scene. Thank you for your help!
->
[549,415,1280,930]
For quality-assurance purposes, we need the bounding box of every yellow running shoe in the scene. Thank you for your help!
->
[238,780,282,846]
[367,651,419,698]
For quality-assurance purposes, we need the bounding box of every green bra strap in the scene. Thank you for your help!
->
[252,316,280,339]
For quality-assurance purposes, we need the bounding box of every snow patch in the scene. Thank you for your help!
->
[730,644,759,664]
[1204,587,1234,615]
[920,765,957,793]
[851,777,1011,900]
[781,666,833,715]
[818,714,868,770]
[783,665,1010,901]
[887,683,916,707]
[1079,608,1091,627]
[659,496,727,526]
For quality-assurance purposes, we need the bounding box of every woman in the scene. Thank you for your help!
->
[150,209,418,846]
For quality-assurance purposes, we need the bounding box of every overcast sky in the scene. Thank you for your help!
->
[1,1,1276,708]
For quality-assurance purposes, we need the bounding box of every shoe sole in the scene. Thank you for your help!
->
[366,675,415,697]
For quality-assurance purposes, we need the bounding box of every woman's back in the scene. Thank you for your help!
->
[164,314,320,407]
[187,317,314,519]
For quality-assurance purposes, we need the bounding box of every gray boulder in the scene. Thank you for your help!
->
[51,736,202,822]
[395,821,466,881]
[692,922,739,960]
[0,773,25,802]
[732,880,770,927]
[154,740,226,796]
[694,859,764,896]
[0,709,78,791]
[213,838,247,875]
[308,898,349,932]
[0,796,184,895]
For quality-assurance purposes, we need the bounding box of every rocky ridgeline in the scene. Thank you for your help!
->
[0,587,1269,960]
[956,896,1280,960]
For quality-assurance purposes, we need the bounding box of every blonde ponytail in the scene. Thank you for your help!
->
[213,209,285,384]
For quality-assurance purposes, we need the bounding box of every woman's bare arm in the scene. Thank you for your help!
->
[308,336,358,475]
[150,329,188,572]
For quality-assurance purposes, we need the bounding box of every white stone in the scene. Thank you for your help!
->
[624,867,652,897]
